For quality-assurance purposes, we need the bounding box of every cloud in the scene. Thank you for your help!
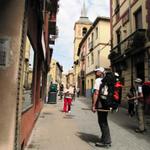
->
[53,0,110,73]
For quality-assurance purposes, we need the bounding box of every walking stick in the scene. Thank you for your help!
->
[82,108,112,112]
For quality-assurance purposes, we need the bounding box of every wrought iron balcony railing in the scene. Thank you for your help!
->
[109,29,146,60]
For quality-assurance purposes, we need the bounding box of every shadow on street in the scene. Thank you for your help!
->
[76,132,99,145]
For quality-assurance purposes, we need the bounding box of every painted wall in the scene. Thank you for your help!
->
[0,0,25,149]
[74,23,91,88]
[86,74,95,97]
[112,0,148,47]
[86,19,110,75]
[111,0,150,101]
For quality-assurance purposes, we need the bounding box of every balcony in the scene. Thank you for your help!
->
[45,0,59,13]
[109,29,146,61]
[114,4,120,14]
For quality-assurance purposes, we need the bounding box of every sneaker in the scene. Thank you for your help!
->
[95,143,111,148]
[96,138,103,144]
[135,128,146,133]
[68,111,71,113]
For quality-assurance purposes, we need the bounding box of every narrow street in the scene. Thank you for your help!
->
[25,97,150,150]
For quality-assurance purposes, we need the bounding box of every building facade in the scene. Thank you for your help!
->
[61,73,67,88]
[0,0,59,149]
[66,69,75,88]
[73,2,92,89]
[78,17,110,97]
[109,0,150,100]
[47,59,63,89]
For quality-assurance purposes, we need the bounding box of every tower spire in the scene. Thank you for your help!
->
[81,0,87,17]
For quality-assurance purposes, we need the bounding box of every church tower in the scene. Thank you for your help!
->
[73,1,92,88]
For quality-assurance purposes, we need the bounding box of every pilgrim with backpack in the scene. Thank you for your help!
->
[97,71,123,111]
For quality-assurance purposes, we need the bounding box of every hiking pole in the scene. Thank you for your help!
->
[82,108,112,112]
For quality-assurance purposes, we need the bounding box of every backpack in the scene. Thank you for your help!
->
[98,72,122,110]
[142,82,150,104]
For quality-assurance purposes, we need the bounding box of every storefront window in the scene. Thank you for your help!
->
[22,37,34,111]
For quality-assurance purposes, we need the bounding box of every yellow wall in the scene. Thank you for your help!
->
[74,23,91,87]
[79,18,111,93]
[112,0,148,47]
[111,0,149,99]
[86,19,110,76]
[86,74,95,89]
[48,59,62,85]
[48,59,57,83]
[66,70,74,87]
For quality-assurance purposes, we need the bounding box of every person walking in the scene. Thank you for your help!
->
[134,78,146,133]
[76,87,80,97]
[63,85,74,113]
[127,87,136,117]
[73,85,76,101]
[92,67,111,148]
[59,84,64,100]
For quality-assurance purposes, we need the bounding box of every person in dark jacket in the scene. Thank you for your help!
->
[127,87,136,117]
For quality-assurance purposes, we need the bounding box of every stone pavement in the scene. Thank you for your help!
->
[25,97,150,150]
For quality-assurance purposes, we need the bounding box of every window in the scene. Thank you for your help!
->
[115,0,119,7]
[82,27,87,37]
[122,10,129,25]
[96,27,98,39]
[116,29,121,53]
[91,79,94,89]
[87,56,89,66]
[134,8,142,29]
[115,0,120,20]
[91,32,94,42]
[116,29,121,44]
[22,36,34,111]
[91,52,94,64]
[88,37,90,49]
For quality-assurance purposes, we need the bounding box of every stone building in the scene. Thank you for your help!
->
[78,17,110,97]
[109,0,150,100]
[47,59,63,89]
[66,69,75,88]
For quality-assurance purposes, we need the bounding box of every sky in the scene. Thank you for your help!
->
[52,0,110,73]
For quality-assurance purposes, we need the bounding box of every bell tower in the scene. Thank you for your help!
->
[73,1,92,88]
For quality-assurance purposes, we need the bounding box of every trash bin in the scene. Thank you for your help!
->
[47,91,57,104]
[50,84,57,92]
[47,84,57,104]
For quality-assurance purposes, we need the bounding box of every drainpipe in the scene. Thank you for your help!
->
[129,0,132,33]
[129,0,133,86]
[131,56,134,87]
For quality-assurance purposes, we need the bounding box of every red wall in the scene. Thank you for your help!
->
[21,101,43,145]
